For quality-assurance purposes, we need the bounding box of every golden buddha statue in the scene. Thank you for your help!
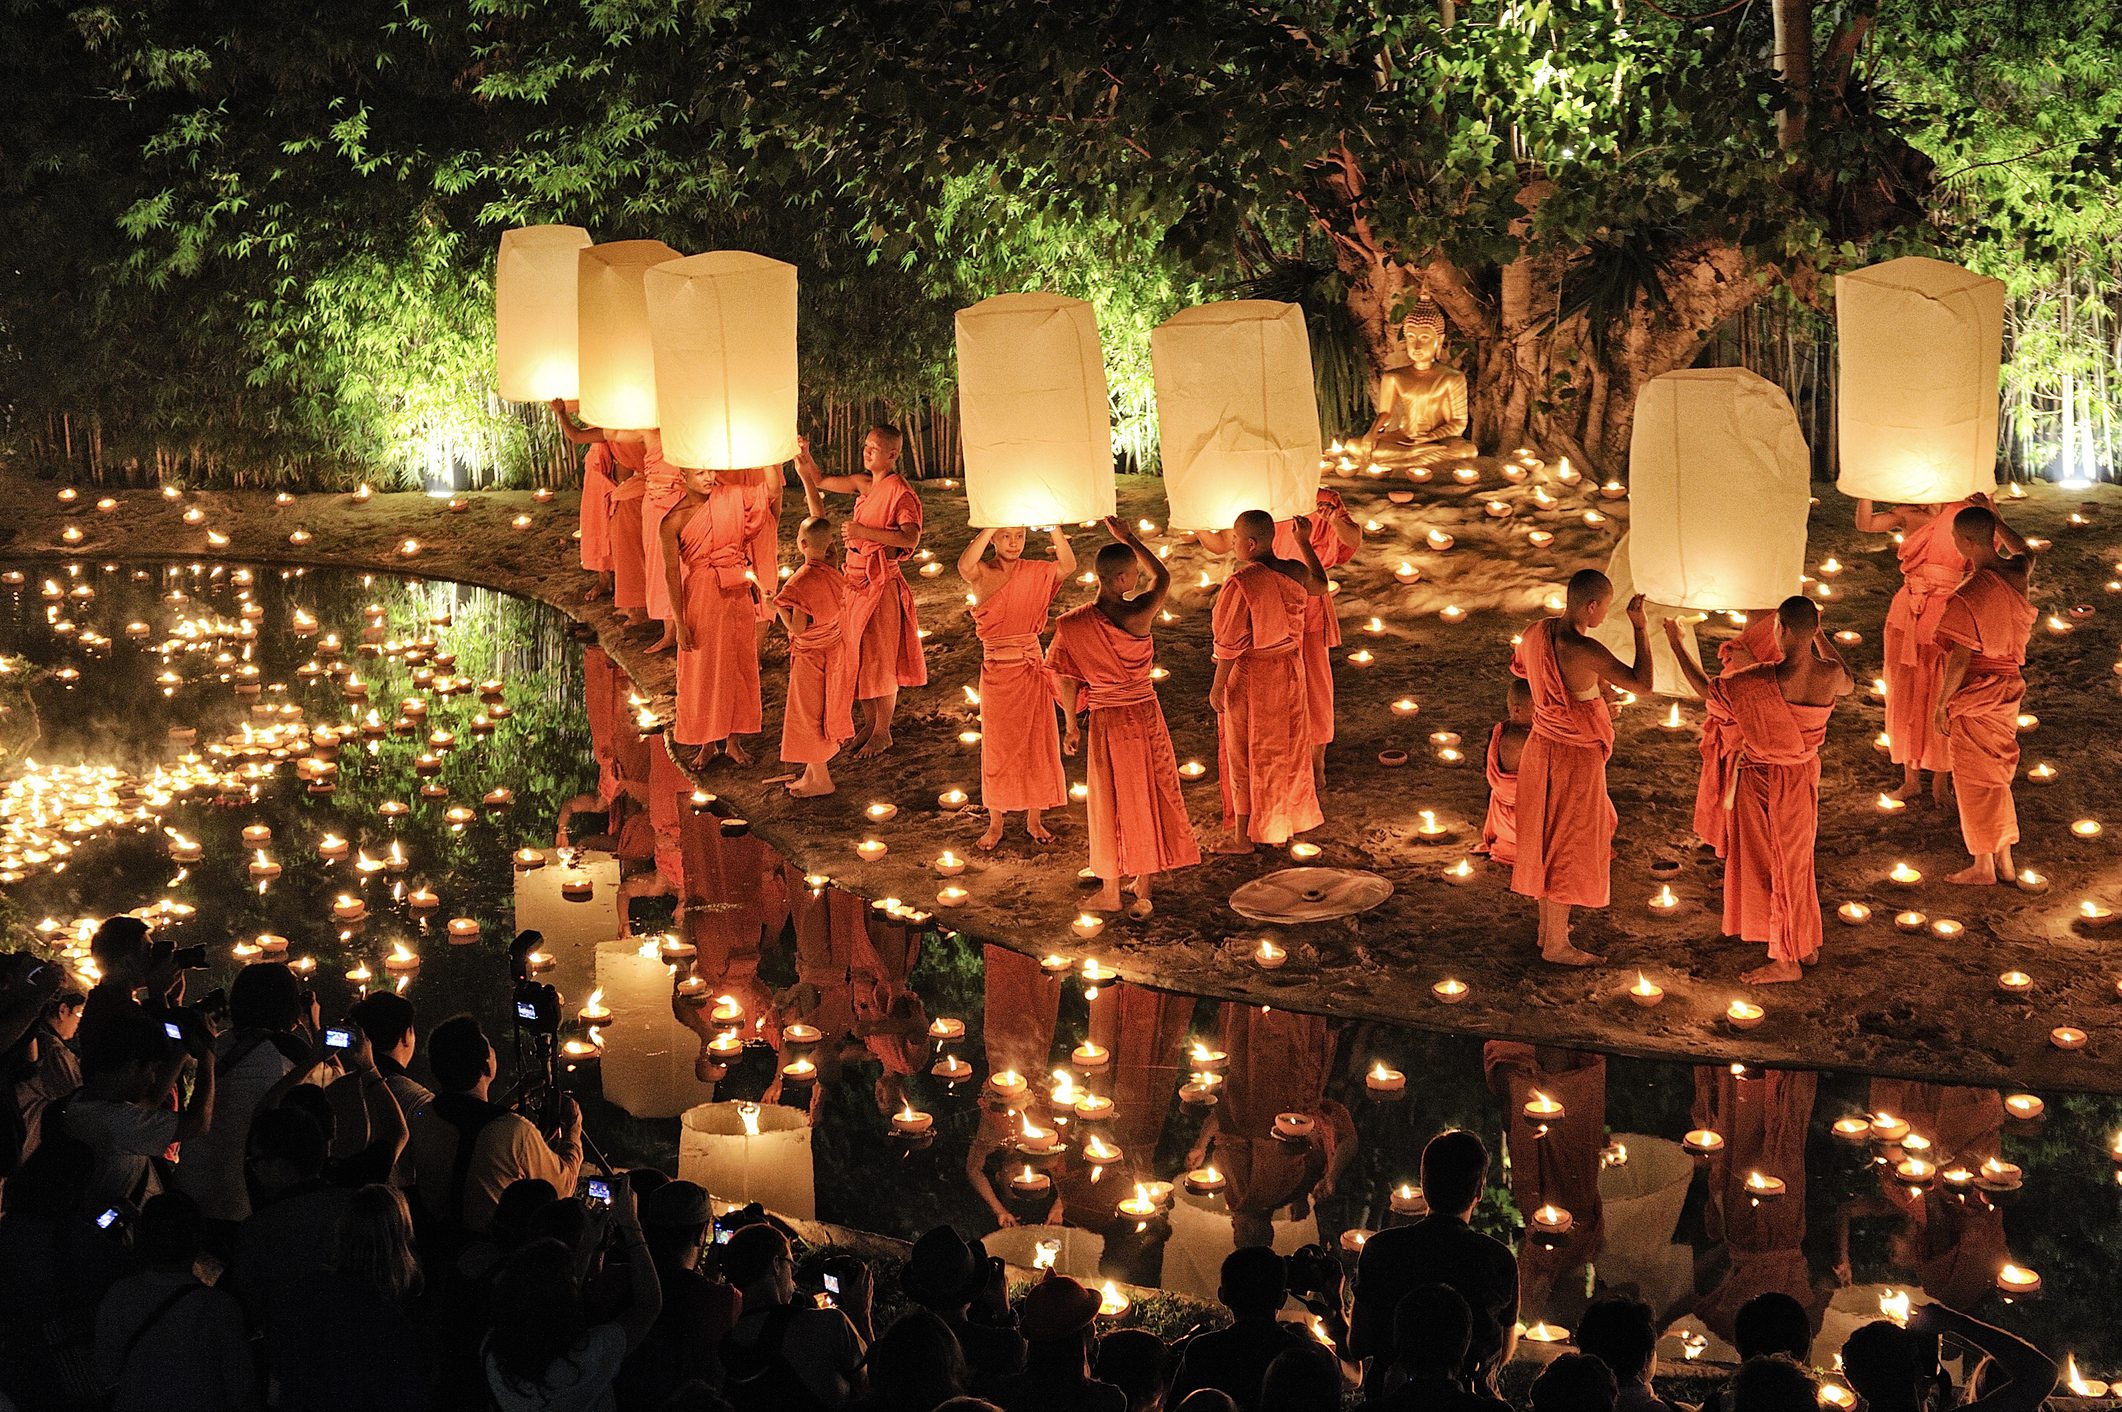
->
[1355,299,1476,473]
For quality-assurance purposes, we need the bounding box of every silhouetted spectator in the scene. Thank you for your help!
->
[66,1008,211,1209]
[721,1223,867,1412]
[1095,1328,1171,1412]
[1528,1353,1617,1412]
[902,1225,1026,1393]
[347,992,430,1184]
[92,1192,260,1411]
[855,1310,969,1412]
[1576,1295,1682,1412]
[1166,1248,1310,1412]
[0,1133,128,1411]
[272,1184,432,1411]
[1705,1292,1815,1412]
[229,1105,348,1347]
[1730,1355,1818,1412]
[617,1179,742,1409]
[992,1276,1126,1412]
[1257,1343,1339,1412]
[405,1015,581,1239]
[1842,1303,2054,1412]
[1357,1284,1509,1412]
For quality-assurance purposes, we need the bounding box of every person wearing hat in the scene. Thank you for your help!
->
[992,1275,1129,1412]
[617,1179,743,1410]
[902,1226,1025,1395]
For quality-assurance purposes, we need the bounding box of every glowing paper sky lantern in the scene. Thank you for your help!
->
[1153,300,1323,531]
[1628,368,1810,611]
[495,225,592,402]
[1835,256,2004,503]
[645,251,799,470]
[1592,532,1703,699]
[577,239,682,431]
[677,1100,817,1219]
[955,292,1116,527]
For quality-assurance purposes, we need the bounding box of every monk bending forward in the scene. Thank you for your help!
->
[1210,509,1329,851]
[793,427,927,756]
[959,526,1075,849]
[1934,502,2039,886]
[1669,598,1853,983]
[1511,571,1653,965]
[1048,519,1201,917]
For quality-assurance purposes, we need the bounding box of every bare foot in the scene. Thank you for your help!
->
[1209,831,1256,856]
[1932,774,1953,806]
[1026,819,1054,843]
[855,731,893,759]
[1540,944,1603,967]
[1127,898,1154,921]
[1741,959,1804,984]
[582,584,609,603]
[978,816,1006,851]
[1947,862,1998,885]
[620,610,646,626]
[647,632,676,654]
[1089,881,1123,910]
[787,777,835,798]
[721,739,752,766]
[1886,779,1923,803]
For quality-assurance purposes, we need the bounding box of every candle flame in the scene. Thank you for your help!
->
[1880,1290,1910,1326]
[739,1101,761,1137]
[1633,972,1656,996]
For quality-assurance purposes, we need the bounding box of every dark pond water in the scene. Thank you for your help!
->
[4,559,2121,1387]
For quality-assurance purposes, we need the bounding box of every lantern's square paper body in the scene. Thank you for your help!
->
[956,292,1116,527]
[646,252,799,470]
[1153,300,1322,532]
[1835,256,2004,504]
[496,225,592,402]
[578,240,682,432]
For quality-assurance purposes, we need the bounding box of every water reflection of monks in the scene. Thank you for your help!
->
[1835,1082,2007,1311]
[969,946,1064,1230]
[1689,1064,1823,1345]
[1187,1005,1354,1249]
[1051,979,1196,1263]
[667,799,787,1087]
[848,899,931,1116]
[558,648,665,925]
[1485,1043,1606,1326]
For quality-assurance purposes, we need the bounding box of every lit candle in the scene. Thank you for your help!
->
[1523,1091,1566,1122]
[384,943,421,975]
[780,1057,818,1084]
[1683,1128,1725,1156]
[1888,862,1922,885]
[1529,1203,1573,1235]
[1837,902,1871,925]
[2081,899,2115,925]
[2003,1093,2045,1122]
[1629,973,1664,1008]
[1082,1134,1123,1165]
[937,788,969,809]
[2016,869,2049,895]
[332,894,367,923]
[1647,885,1679,914]
[2029,762,2057,784]
[1274,1112,1315,1141]
[447,917,479,943]
[1072,1040,1110,1070]
[241,823,273,848]
[1725,1000,1765,1031]
[1073,1092,1114,1122]
[986,1068,1029,1103]
[1391,697,1420,716]
[1875,792,1906,813]
[1997,970,2033,997]
[1439,604,1466,624]
[1894,910,1928,933]
[892,1105,933,1137]
[1072,912,1106,940]
[1393,561,1421,584]
[1253,938,1287,970]
[864,801,898,823]
[1444,858,1476,885]
[1527,529,1555,547]
[1289,841,1321,861]
[2051,1026,2089,1051]
[1008,1166,1053,1200]
[1180,1071,1224,1104]
[1929,918,1964,941]
[1415,809,1450,841]
[247,850,281,881]
[933,850,966,877]
[1426,528,1455,551]
[1522,1321,1571,1344]
[855,839,887,861]
[937,885,969,907]
[1995,1263,2042,1297]
[1178,759,1207,780]
[1366,1062,1406,1095]
[1390,1183,1428,1215]
[2075,818,2103,839]
[1744,1171,1787,1200]
[1869,1111,1910,1143]
[1346,648,1375,668]
[1432,978,1469,1004]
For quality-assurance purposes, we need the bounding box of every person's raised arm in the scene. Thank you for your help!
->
[549,399,609,447]
[1853,497,1905,534]
[1812,627,1857,696]
[1662,618,1713,699]
[607,1179,665,1352]
[1049,527,1076,577]
[957,528,999,583]
[1912,1302,2056,1412]
[1107,517,1169,614]
[795,435,868,496]
[1590,595,1655,694]
[1285,514,1329,595]
[1325,499,1362,552]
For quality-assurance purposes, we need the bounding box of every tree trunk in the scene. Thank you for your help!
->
[1772,0,1814,148]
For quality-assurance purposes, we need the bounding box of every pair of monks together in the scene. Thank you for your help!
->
[1484,503,2035,980]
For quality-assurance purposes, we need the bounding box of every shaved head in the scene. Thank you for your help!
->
[1776,595,1819,635]
[798,515,832,546]
[1235,509,1275,540]
[1095,542,1137,583]
[1953,505,1999,542]
[1566,570,1612,612]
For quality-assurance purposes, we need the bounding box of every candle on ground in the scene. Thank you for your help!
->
[1725,1000,1765,1030]
[1629,973,1665,1008]
[1432,978,1469,1004]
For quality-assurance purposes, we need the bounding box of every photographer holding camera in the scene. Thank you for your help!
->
[74,916,198,1074]
[406,1014,582,1243]
[64,1007,214,1211]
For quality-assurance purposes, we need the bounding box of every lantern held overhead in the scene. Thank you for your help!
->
[645,251,799,470]
[495,225,593,402]
[955,292,1116,528]
[1152,300,1322,531]
[577,239,683,431]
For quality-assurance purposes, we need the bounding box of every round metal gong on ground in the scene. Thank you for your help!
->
[1229,867,1393,924]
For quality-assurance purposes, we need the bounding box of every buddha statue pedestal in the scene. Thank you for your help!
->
[1353,300,1477,477]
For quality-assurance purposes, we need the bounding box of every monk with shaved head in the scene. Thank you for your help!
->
[1669,595,1853,982]
[1209,508,1330,852]
[1934,500,2039,885]
[1510,568,1653,964]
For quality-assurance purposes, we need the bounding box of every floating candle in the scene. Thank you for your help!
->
[1682,1128,1725,1156]
[891,1105,933,1137]
[1529,1203,1573,1235]
[1071,1041,1111,1070]
[1743,1172,1787,1200]
[1390,1184,1428,1215]
[1869,1112,1910,1143]
[332,895,367,923]
[1522,1090,1566,1122]
[1366,1062,1406,1095]
[1274,1112,1314,1141]
[986,1068,1029,1102]
[384,944,421,975]
[1008,1166,1053,1199]
[2003,1093,2045,1122]
[447,918,479,943]
[1995,1263,2041,1297]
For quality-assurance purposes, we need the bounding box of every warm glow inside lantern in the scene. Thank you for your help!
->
[1152,300,1322,531]
[577,239,683,431]
[495,225,592,402]
[1835,256,2004,503]
[1592,532,1704,699]
[645,251,799,470]
[955,292,1116,527]
[677,1100,817,1219]
[1628,368,1810,610]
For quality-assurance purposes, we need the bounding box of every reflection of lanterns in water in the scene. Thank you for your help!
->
[1879,1290,1911,1327]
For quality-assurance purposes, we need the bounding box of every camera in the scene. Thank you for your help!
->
[161,1020,184,1043]
[581,1176,612,1209]
[167,944,209,970]
[323,1026,354,1050]
[513,980,561,1036]
[1284,1246,1342,1300]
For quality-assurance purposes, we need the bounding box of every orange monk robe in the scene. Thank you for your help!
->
[1690,1066,1819,1344]
[1212,564,1322,844]
[844,473,928,697]
[607,453,649,611]
[1884,502,1972,774]
[983,943,1063,1080]
[647,736,687,888]
[1047,606,1202,883]
[1485,1043,1605,1319]
[1271,490,1358,746]
[637,434,685,625]
[773,563,856,765]
[1510,619,1616,909]
[971,558,1067,813]
[1711,665,1833,965]
[1478,724,1520,865]
[579,442,615,573]
[673,485,775,749]
[584,645,621,808]
[1695,616,1785,856]
[1935,568,2036,855]
[1215,1004,1351,1219]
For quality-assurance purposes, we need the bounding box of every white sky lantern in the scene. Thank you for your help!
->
[577,239,682,431]
[1629,368,1810,611]
[1835,256,2004,503]
[645,252,799,470]
[1593,532,1704,700]
[956,292,1116,527]
[509,847,620,1002]
[1153,300,1323,531]
[495,225,592,402]
[594,938,718,1119]
[677,1100,816,1219]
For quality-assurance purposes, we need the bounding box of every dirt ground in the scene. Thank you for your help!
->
[7,460,2122,1094]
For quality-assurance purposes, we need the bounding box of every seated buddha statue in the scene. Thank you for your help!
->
[1355,300,1477,474]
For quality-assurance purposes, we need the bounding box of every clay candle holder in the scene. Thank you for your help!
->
[2051,1026,2089,1051]
[1995,1264,2042,1298]
[1522,1091,1566,1123]
[1837,902,1872,925]
[1683,1128,1725,1156]
[1253,938,1287,970]
[1997,970,2034,998]
[1366,1063,1406,1096]
[1744,1172,1787,1200]
[1629,974,1665,1008]
[2004,1093,2046,1122]
[1529,1204,1574,1237]
[1183,1165,1226,1196]
[1869,1112,1911,1143]
[1725,1000,1765,1031]
[891,1105,933,1137]
[1390,1184,1428,1215]
[1888,862,1922,885]
[1432,978,1470,1005]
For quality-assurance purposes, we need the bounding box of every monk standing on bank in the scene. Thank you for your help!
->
[1512,570,1653,965]
[1692,612,1783,857]
[1860,497,1974,804]
[1478,679,1533,866]
[662,464,775,768]
[958,526,1074,849]
[774,517,857,798]
[794,427,926,757]
[1668,598,1853,983]
[1280,490,1362,793]
[1048,518,1201,917]
[1933,502,2038,886]
[1210,509,1328,852]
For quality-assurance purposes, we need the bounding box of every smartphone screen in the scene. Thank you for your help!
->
[96,1208,120,1230]
[162,1020,183,1042]
[823,1273,841,1294]
[715,1227,733,1245]
[323,1026,353,1049]
[585,1178,611,1204]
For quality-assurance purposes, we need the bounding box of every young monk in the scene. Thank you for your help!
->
[1860,496,1974,804]
[1512,570,1653,966]
[1048,518,1201,917]
[579,439,616,601]
[774,517,856,798]
[1209,509,1329,852]
[1933,501,2038,885]
[1478,679,1534,866]
[551,399,666,633]
[1691,611,1783,857]
[793,427,926,757]
[661,464,776,768]
[1668,598,1853,983]
[958,526,1075,849]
